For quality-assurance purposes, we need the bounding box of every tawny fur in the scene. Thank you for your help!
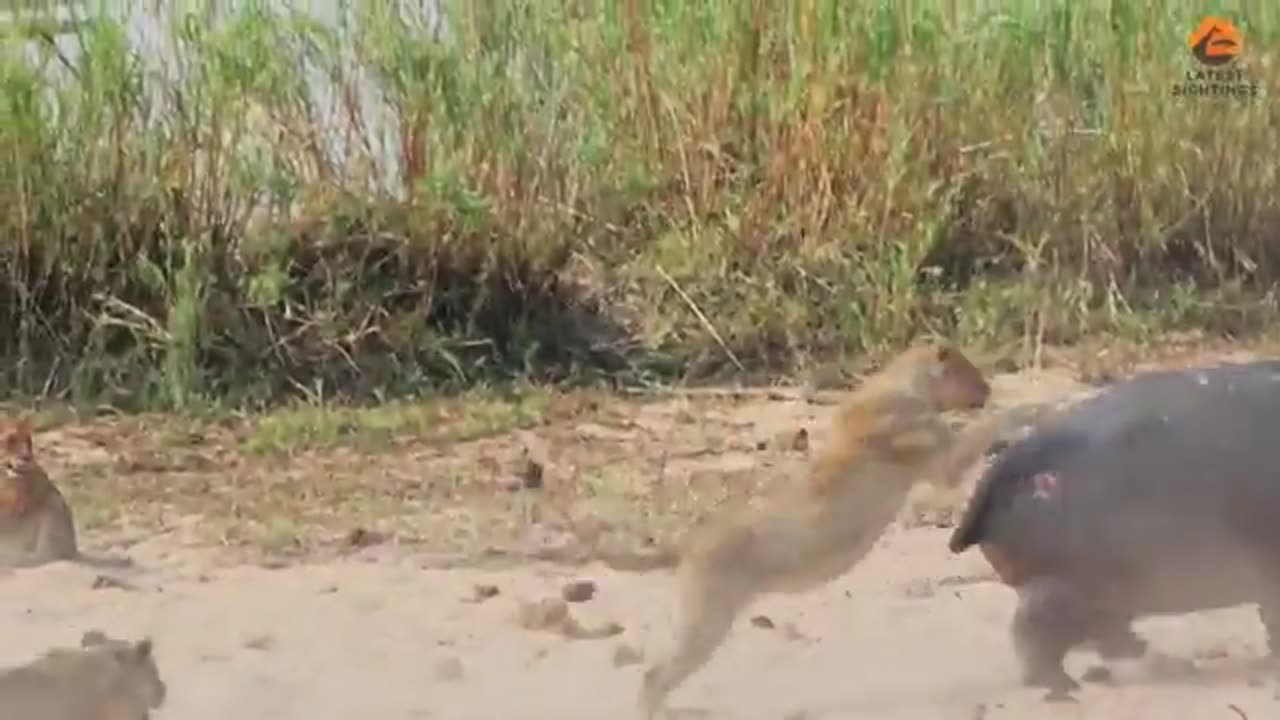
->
[0,418,132,570]
[0,630,167,719]
[639,342,1014,718]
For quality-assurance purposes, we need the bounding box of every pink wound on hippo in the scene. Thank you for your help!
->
[1031,471,1060,500]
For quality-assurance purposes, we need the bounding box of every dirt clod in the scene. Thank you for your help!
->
[345,527,387,549]
[561,580,596,603]
[244,633,275,651]
[515,597,622,640]
[790,428,809,452]
[90,574,135,591]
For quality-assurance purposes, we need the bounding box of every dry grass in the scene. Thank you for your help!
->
[0,2,1275,414]
[12,334,1268,562]
[27,380,805,560]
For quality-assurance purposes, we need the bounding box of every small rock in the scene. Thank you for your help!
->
[434,656,465,682]
[561,580,597,603]
[612,643,644,667]
[790,428,809,452]
[90,575,134,591]
[749,615,775,629]
[244,634,274,651]
[516,597,621,640]
[471,584,501,602]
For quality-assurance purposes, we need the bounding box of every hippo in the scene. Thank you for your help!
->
[949,359,1280,696]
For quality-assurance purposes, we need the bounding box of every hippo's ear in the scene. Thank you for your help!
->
[81,630,109,647]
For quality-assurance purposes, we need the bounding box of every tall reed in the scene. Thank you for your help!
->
[0,1,1276,409]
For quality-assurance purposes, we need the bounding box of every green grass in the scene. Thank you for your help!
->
[0,0,1277,412]
[241,386,555,454]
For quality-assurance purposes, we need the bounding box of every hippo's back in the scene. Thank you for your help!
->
[951,360,1280,566]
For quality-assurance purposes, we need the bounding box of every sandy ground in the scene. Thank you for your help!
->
[3,528,1276,720]
[4,342,1280,719]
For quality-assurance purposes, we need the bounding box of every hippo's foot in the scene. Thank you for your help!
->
[1041,688,1080,704]
[1028,667,1081,702]
[1017,639,1083,699]
[1080,665,1114,684]
[1023,665,1082,695]
[1093,624,1148,660]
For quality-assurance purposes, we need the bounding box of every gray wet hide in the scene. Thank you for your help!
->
[953,360,1280,613]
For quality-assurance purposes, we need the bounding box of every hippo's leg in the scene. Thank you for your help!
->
[1012,576,1088,698]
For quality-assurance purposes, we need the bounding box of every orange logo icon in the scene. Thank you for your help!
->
[1189,16,1243,66]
